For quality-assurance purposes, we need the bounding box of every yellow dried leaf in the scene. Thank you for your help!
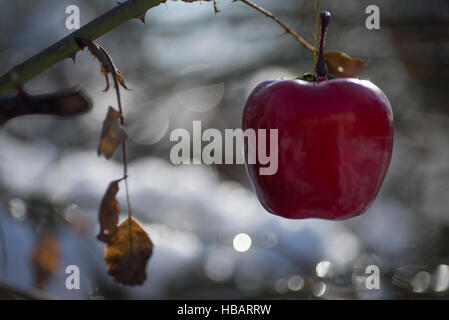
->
[116,73,128,90]
[325,50,367,78]
[97,179,122,243]
[30,235,60,289]
[97,106,127,159]
[105,217,153,286]
[74,38,130,92]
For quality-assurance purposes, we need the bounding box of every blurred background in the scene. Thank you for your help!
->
[0,0,448,299]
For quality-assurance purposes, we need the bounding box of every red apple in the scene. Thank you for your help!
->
[242,78,393,220]
[242,12,393,220]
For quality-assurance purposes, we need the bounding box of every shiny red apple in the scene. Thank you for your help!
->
[242,11,393,220]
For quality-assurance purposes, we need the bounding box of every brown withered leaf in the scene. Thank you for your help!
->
[74,37,129,92]
[0,87,92,125]
[30,234,60,289]
[325,50,367,78]
[105,217,153,286]
[98,106,127,159]
[97,179,123,243]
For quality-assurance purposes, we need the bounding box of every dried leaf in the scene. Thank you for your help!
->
[97,179,123,243]
[30,235,60,289]
[325,50,367,78]
[0,88,92,125]
[105,217,153,286]
[97,106,128,159]
[74,37,129,92]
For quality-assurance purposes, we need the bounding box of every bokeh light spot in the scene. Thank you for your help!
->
[433,264,449,292]
[233,233,252,253]
[288,275,304,291]
[274,278,289,294]
[313,282,327,297]
[9,198,26,221]
[204,250,235,282]
[411,271,431,293]
[316,261,332,278]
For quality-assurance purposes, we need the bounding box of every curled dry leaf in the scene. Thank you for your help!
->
[105,217,153,286]
[0,87,92,125]
[74,37,129,92]
[98,106,128,159]
[30,234,60,289]
[97,179,123,243]
[325,50,367,78]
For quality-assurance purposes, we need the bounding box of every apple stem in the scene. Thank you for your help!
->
[316,11,331,81]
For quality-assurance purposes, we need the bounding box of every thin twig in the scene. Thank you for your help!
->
[111,72,130,214]
[236,0,315,52]
[111,62,134,264]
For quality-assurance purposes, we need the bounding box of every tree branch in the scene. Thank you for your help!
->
[0,0,165,95]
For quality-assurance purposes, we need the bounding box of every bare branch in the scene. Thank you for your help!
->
[0,0,166,95]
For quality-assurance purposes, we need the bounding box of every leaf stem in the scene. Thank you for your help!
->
[111,66,134,261]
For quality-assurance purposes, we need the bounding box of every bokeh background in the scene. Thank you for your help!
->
[0,0,448,299]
